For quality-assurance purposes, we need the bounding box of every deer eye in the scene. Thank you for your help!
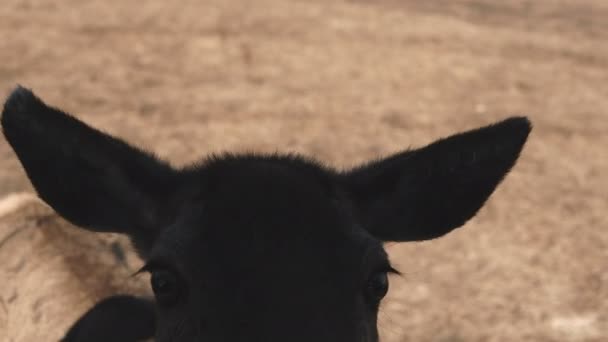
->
[366,272,389,302]
[151,270,181,307]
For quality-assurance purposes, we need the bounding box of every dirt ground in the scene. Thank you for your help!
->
[0,0,606,341]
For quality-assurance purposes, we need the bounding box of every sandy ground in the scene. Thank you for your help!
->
[0,0,606,341]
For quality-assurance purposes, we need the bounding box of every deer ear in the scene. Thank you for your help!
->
[1,87,177,247]
[342,117,531,242]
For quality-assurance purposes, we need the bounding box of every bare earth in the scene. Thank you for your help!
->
[0,0,606,341]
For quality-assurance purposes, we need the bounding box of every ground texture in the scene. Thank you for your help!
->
[0,0,606,341]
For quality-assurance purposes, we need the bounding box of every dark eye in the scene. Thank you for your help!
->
[366,272,389,302]
[151,270,181,307]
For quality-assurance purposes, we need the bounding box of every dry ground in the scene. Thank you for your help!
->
[0,0,607,341]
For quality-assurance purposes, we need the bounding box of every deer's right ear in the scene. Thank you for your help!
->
[1,86,178,251]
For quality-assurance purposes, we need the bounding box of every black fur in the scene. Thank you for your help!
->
[343,116,530,241]
[62,296,156,342]
[1,86,531,341]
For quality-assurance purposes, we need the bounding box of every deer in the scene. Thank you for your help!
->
[1,86,530,341]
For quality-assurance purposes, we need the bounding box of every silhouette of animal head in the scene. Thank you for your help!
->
[1,86,531,342]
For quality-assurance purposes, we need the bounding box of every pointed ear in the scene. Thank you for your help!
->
[1,87,177,244]
[342,117,531,242]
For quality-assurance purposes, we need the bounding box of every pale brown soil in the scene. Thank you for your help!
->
[0,0,606,341]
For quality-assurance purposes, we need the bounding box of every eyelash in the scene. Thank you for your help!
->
[386,266,401,276]
[137,260,174,275]
[136,260,401,279]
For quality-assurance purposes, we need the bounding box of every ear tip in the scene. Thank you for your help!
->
[4,85,39,111]
[1,85,44,128]
[501,116,532,132]
[496,116,532,146]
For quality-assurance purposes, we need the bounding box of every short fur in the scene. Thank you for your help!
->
[1,86,531,342]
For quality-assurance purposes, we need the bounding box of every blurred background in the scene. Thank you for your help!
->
[0,0,606,341]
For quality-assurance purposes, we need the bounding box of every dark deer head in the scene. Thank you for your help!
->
[1,86,531,342]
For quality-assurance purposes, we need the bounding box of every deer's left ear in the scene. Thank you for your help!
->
[342,117,531,242]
